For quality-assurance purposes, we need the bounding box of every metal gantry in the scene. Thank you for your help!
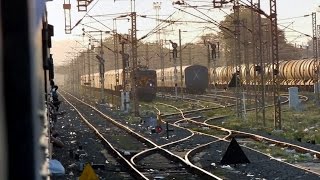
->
[269,0,281,130]
[63,0,71,34]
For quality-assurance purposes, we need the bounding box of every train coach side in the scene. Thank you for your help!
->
[157,65,209,93]
[210,59,318,89]
[81,68,157,102]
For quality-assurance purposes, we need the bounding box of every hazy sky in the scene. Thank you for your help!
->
[46,0,320,64]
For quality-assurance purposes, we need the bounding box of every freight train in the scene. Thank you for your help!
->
[81,65,209,101]
[211,59,319,90]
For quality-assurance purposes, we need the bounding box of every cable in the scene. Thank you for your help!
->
[278,14,311,21]
[138,11,177,41]
[71,0,101,30]
[86,14,113,31]
[82,30,115,53]
[174,7,233,34]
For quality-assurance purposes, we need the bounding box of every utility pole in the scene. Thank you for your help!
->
[82,52,86,96]
[99,31,105,103]
[83,29,109,103]
[252,0,266,125]
[170,40,178,100]
[113,19,120,100]
[242,19,250,107]
[312,12,319,103]
[72,58,75,93]
[87,40,92,98]
[234,0,244,118]
[270,0,281,130]
[119,35,130,112]
[208,41,218,98]
[153,2,165,94]
[251,0,257,116]
[207,43,211,93]
[179,29,183,99]
[77,55,81,96]
[131,10,139,116]
[213,42,219,99]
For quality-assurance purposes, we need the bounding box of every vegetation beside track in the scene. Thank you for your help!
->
[206,97,320,145]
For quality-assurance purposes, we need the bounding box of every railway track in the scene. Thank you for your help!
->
[157,100,320,179]
[60,91,222,179]
[61,92,148,179]
[59,89,317,179]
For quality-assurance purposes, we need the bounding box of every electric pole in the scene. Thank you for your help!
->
[179,29,183,99]
[252,0,266,125]
[113,19,120,104]
[242,19,250,105]
[87,40,92,98]
[99,31,105,103]
[312,12,319,103]
[131,10,139,116]
[234,0,244,118]
[153,2,165,95]
[270,0,281,130]
[170,40,178,100]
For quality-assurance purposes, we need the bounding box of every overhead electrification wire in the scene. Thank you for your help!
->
[86,14,113,31]
[138,15,211,24]
[138,11,177,41]
[180,2,235,34]
[71,0,101,30]
[173,5,252,45]
[82,30,115,53]
[86,12,130,17]
[278,24,311,37]
[278,14,311,21]
[173,7,233,34]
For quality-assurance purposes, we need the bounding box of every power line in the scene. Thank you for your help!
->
[71,0,101,31]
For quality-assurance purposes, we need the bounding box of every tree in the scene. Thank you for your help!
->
[218,7,303,65]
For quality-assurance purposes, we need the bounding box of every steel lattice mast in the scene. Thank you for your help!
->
[312,13,319,103]
[234,0,244,118]
[253,0,266,125]
[269,0,281,130]
[131,11,139,116]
